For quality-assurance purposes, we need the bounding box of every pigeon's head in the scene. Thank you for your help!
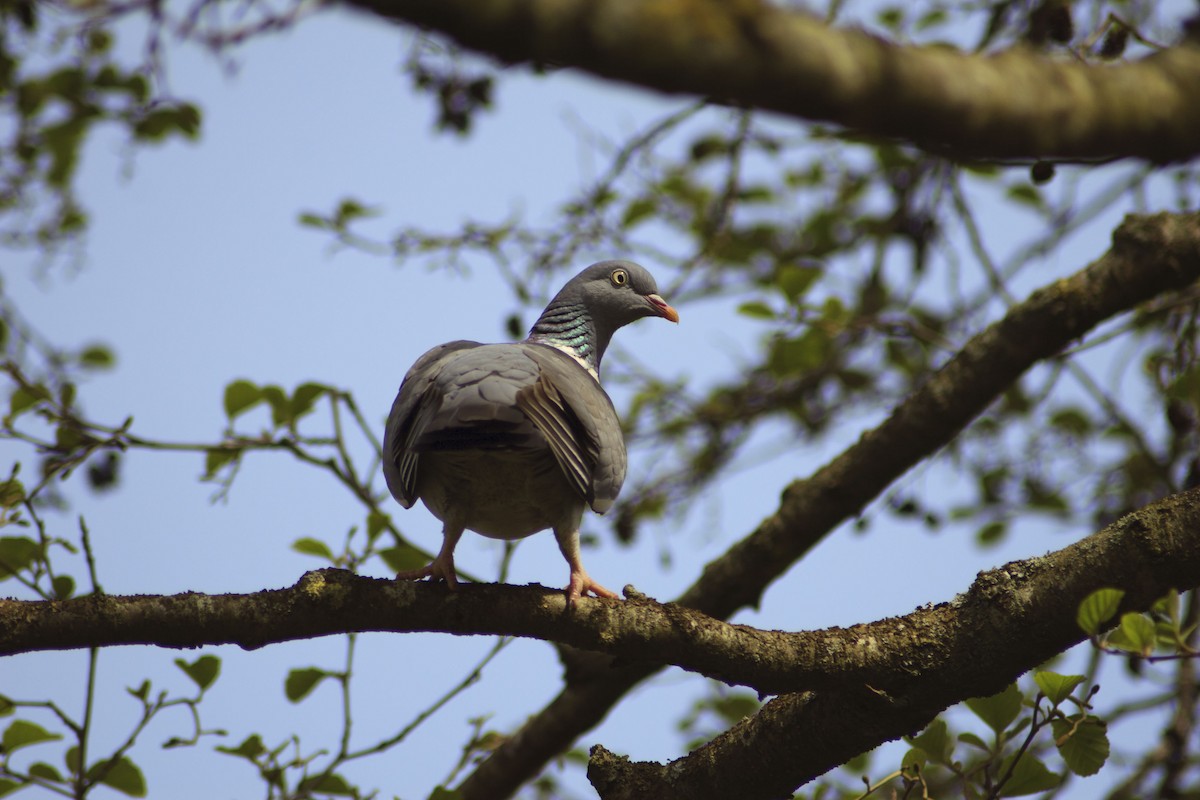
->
[526,260,678,373]
[564,260,679,327]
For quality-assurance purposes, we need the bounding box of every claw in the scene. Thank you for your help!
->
[565,567,618,605]
[395,554,459,589]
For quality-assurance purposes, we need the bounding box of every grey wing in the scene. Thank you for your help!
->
[517,345,627,514]
[382,340,479,507]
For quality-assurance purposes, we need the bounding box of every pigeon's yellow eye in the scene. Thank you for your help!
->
[610,268,629,286]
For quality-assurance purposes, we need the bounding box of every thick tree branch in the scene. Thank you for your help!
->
[4,493,1198,799]
[342,0,1200,162]
[587,487,1200,798]
[3,483,1199,688]
[454,211,1200,798]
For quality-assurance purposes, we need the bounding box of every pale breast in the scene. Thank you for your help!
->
[416,448,586,539]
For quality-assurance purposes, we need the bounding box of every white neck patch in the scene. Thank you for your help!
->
[544,342,599,382]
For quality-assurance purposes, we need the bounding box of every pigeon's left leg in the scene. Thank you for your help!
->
[394,524,464,589]
[553,526,618,603]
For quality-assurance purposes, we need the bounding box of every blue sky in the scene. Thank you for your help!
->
[2,4,1190,798]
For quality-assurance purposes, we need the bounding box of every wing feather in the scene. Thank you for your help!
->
[519,345,627,513]
[516,377,591,497]
[382,340,479,507]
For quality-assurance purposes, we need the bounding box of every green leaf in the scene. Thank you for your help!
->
[133,104,200,141]
[1156,619,1183,649]
[16,79,47,116]
[29,762,63,782]
[621,197,657,228]
[1113,612,1157,655]
[842,749,872,774]
[1024,477,1068,514]
[297,212,331,230]
[1077,588,1124,635]
[965,683,1023,733]
[45,68,85,100]
[958,732,989,751]
[1167,363,1200,400]
[688,135,726,162]
[8,383,50,418]
[54,423,90,452]
[709,693,760,724]
[777,264,821,303]
[1152,589,1180,623]
[379,544,427,573]
[261,385,289,427]
[736,300,776,320]
[333,198,376,225]
[292,537,335,561]
[0,695,15,716]
[916,8,948,30]
[174,654,220,691]
[290,382,327,423]
[297,772,355,796]
[876,5,905,32]
[821,296,849,325]
[2,719,63,753]
[284,668,328,703]
[1033,672,1085,706]
[65,746,81,775]
[42,117,89,188]
[216,734,266,761]
[1049,407,1091,436]
[0,479,25,509]
[768,329,831,376]
[1006,183,1045,211]
[86,29,112,52]
[0,536,40,578]
[223,380,262,420]
[91,756,147,797]
[428,788,462,800]
[998,752,1062,796]
[173,103,202,138]
[900,746,927,771]
[78,344,115,369]
[203,448,239,478]
[126,680,150,701]
[1050,716,1109,777]
[976,519,1007,546]
[0,779,20,797]
[262,767,284,790]
[904,718,951,764]
[734,184,773,204]
[366,511,389,543]
[51,574,74,599]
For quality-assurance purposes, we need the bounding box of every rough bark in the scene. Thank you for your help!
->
[7,484,1197,694]
[587,487,1200,798]
[342,0,1200,162]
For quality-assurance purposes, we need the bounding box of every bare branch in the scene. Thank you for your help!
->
[1,482,1197,680]
[586,486,1200,798]
[342,0,1200,162]
[3,486,1199,799]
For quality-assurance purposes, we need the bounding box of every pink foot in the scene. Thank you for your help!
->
[565,568,618,605]
[395,555,459,589]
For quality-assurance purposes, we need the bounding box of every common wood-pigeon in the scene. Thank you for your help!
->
[383,261,678,602]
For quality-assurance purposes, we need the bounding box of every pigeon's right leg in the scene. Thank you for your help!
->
[554,526,618,605]
[394,525,464,589]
